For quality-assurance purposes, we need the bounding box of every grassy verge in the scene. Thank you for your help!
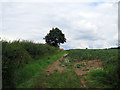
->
[86,69,113,88]
[14,51,66,88]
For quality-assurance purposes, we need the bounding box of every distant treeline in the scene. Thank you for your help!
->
[108,47,120,49]
[1,40,59,88]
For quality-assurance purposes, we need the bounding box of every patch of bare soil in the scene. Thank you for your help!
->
[41,56,67,88]
[45,56,66,74]
[44,57,103,88]
[74,60,103,75]
[74,60,103,88]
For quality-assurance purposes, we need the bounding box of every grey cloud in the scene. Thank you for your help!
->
[1,2,118,49]
[75,33,104,41]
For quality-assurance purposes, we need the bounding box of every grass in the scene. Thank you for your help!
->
[17,49,119,88]
[3,43,119,88]
[59,64,65,67]
[34,71,83,88]
[14,51,66,88]
[82,67,89,71]
[67,49,118,63]
[54,69,58,72]
[67,49,119,88]
[2,40,60,88]
[86,69,113,88]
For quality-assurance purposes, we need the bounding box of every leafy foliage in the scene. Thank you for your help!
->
[44,27,66,47]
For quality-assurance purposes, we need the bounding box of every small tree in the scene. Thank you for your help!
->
[44,27,66,47]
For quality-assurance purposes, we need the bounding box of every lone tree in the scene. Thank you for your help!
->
[44,27,66,47]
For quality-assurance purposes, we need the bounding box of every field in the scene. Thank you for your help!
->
[2,40,120,88]
[67,49,119,88]
[32,49,119,88]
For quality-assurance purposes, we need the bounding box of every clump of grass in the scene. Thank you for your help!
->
[59,64,64,67]
[82,74,87,76]
[67,64,74,69]
[79,67,82,70]
[54,69,58,72]
[76,64,81,68]
[75,64,82,70]
[59,59,64,63]
[90,66,93,68]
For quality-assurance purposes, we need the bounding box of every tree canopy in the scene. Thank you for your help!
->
[44,27,66,47]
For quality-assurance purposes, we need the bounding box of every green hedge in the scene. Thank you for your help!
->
[2,40,59,88]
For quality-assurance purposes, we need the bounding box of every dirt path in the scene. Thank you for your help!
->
[44,56,103,88]
[45,56,66,74]
[42,56,66,87]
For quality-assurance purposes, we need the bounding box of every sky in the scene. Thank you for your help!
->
[0,0,119,49]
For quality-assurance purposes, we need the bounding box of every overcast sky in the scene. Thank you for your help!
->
[0,0,119,49]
